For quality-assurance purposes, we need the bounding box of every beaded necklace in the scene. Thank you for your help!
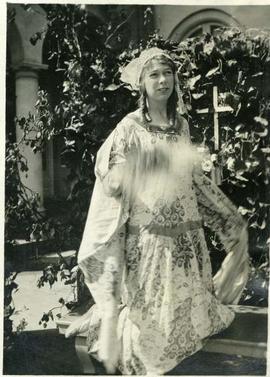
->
[139,108,179,135]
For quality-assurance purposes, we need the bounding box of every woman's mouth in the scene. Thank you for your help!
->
[158,87,169,92]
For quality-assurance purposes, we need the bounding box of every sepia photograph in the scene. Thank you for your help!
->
[4,1,269,375]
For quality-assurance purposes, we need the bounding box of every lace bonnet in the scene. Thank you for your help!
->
[120,47,186,113]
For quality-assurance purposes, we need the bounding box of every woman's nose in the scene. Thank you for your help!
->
[159,74,166,83]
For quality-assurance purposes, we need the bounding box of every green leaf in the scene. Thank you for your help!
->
[250,219,266,229]
[259,202,270,208]
[254,129,268,138]
[63,81,70,93]
[188,75,201,89]
[192,93,204,100]
[238,206,251,215]
[235,124,244,132]
[247,197,256,205]
[105,83,122,91]
[254,116,268,127]
[205,66,219,78]
[227,59,237,67]
[235,174,248,182]
[203,41,215,55]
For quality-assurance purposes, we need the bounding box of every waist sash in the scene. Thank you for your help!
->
[128,219,203,237]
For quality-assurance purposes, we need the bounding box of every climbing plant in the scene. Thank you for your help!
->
[174,29,270,265]
[37,22,270,266]
[6,4,269,323]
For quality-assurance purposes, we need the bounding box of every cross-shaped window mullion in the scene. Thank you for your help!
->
[202,24,212,34]
[196,86,234,185]
[196,86,233,150]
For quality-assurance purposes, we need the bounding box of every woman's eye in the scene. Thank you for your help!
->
[150,73,157,78]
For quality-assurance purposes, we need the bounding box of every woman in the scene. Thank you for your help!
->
[66,47,249,375]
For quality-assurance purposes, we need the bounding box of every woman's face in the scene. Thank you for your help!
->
[142,60,174,105]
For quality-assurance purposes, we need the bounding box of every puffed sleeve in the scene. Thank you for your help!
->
[193,165,249,305]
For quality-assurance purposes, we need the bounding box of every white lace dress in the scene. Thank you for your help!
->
[78,110,249,375]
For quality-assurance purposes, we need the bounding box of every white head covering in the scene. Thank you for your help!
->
[120,47,172,90]
[120,47,186,114]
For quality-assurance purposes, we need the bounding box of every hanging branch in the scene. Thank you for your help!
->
[104,9,135,48]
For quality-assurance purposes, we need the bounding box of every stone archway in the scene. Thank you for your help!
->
[7,4,48,204]
[39,5,108,200]
[169,8,241,41]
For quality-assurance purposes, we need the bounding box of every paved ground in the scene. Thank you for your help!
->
[11,270,71,331]
[4,330,267,375]
[5,270,267,375]
[166,351,267,375]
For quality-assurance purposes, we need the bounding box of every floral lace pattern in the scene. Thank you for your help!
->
[87,319,101,354]
[80,256,104,284]
[125,236,142,273]
[119,184,235,374]
[81,110,246,375]
[160,298,199,362]
[172,233,194,274]
[151,197,185,228]
[193,168,246,244]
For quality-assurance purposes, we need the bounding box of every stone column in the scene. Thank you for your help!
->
[15,68,44,205]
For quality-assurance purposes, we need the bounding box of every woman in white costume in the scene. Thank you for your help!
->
[66,47,249,375]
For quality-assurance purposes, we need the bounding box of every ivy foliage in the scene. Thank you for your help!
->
[37,14,270,260]
[38,5,141,237]
[5,5,269,314]
[144,30,270,293]
[174,29,270,258]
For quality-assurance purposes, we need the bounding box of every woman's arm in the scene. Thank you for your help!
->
[193,165,249,304]
[102,163,124,197]
[99,119,132,197]
[66,117,132,373]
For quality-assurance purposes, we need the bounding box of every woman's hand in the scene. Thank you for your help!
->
[213,225,249,304]
[102,164,123,197]
[98,299,120,374]
[65,307,94,338]
[225,224,248,255]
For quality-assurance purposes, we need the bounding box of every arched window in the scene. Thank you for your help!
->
[170,9,240,41]
[188,22,226,38]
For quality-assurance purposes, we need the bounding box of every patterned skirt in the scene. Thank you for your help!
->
[86,225,235,375]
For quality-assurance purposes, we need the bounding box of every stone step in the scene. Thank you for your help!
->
[7,243,77,270]
[34,249,77,265]
[56,304,268,373]
[203,305,267,359]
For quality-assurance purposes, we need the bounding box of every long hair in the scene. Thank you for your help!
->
[138,55,179,126]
